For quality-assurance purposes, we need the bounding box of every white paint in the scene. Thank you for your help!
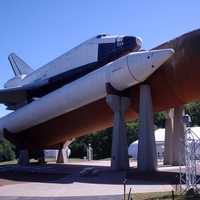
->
[0,49,174,134]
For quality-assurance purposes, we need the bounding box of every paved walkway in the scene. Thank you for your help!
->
[0,160,175,199]
[0,195,122,200]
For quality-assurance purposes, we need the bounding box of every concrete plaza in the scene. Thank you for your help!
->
[0,159,177,199]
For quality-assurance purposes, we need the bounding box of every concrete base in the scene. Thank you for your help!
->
[56,149,68,164]
[164,109,174,165]
[138,84,157,172]
[106,94,130,171]
[172,106,185,166]
[18,150,29,165]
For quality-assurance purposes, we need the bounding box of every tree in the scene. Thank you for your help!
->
[127,120,139,144]
[154,112,165,128]
[70,121,139,159]
[185,101,200,126]
[0,139,16,162]
[70,128,112,159]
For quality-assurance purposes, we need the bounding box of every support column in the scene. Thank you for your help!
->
[138,84,157,172]
[56,140,73,164]
[106,94,130,171]
[56,148,68,164]
[164,109,174,165]
[172,106,185,166]
[18,149,29,165]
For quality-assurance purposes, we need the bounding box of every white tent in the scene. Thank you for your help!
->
[128,128,165,159]
[44,148,71,159]
[128,127,200,159]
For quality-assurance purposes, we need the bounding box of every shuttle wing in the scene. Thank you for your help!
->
[0,80,49,109]
[0,87,28,108]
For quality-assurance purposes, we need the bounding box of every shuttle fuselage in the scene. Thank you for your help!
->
[6,34,142,99]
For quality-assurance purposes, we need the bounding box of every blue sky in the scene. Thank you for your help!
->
[0,0,200,117]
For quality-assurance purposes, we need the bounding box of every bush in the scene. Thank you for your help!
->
[70,128,112,159]
[0,139,16,162]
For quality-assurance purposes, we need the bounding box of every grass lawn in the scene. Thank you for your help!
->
[131,191,200,200]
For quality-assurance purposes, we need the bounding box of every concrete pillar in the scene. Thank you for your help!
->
[138,84,157,172]
[56,148,68,164]
[38,150,46,164]
[172,106,185,166]
[164,109,174,165]
[106,94,130,171]
[18,149,29,165]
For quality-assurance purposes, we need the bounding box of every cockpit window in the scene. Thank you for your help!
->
[96,34,108,38]
[116,40,124,47]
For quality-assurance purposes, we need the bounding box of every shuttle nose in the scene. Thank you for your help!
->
[123,36,143,51]
[135,37,143,50]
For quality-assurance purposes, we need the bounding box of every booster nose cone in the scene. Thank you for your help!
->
[151,49,175,69]
[127,49,174,82]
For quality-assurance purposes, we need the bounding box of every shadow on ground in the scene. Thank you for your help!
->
[0,163,186,186]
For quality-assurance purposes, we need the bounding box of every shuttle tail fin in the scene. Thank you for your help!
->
[8,53,34,76]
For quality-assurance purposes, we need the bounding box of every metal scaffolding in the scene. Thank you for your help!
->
[179,115,200,192]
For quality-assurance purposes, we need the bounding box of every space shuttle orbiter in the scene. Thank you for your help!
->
[2,34,142,109]
[0,33,176,149]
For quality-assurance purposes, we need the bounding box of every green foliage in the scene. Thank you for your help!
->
[70,128,112,159]
[127,120,139,144]
[154,112,165,128]
[70,121,139,159]
[0,139,16,162]
[185,101,200,126]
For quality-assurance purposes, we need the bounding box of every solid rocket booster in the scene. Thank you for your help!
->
[0,49,174,134]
